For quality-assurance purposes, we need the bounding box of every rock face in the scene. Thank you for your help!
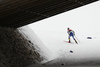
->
[0,27,42,67]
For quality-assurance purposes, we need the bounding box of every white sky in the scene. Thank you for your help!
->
[29,1,100,36]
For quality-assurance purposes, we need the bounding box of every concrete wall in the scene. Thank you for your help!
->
[0,27,42,67]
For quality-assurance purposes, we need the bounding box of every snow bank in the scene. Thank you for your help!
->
[18,26,54,63]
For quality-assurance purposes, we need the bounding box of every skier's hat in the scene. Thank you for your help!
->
[67,28,70,30]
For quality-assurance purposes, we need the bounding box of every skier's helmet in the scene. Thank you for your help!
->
[67,28,69,30]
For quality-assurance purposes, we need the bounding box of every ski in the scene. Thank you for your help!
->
[63,40,73,44]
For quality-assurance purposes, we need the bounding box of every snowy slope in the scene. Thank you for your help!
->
[28,30,100,60]
[24,29,100,65]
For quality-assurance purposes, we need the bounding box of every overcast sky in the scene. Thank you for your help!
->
[29,1,100,36]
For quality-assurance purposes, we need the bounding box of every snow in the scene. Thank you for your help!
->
[21,1,100,65]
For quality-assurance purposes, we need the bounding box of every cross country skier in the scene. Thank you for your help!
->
[67,28,78,44]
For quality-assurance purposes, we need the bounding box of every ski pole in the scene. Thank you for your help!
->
[75,35,81,43]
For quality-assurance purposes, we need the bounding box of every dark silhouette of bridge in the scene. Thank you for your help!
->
[0,0,98,28]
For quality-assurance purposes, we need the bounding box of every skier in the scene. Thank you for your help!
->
[67,28,78,44]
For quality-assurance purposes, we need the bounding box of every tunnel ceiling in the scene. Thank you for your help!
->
[0,0,98,28]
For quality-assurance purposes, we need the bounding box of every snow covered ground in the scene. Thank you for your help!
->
[26,30,100,65]
[22,1,100,65]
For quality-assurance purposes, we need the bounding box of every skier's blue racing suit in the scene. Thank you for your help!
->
[67,30,75,40]
[67,29,78,44]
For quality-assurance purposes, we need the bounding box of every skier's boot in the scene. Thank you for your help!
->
[68,40,70,43]
[68,38,71,43]
[74,39,78,44]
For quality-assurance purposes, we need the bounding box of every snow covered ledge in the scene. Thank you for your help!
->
[18,26,52,63]
[0,26,51,67]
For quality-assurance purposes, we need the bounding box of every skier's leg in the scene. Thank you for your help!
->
[68,35,71,43]
[72,35,78,44]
